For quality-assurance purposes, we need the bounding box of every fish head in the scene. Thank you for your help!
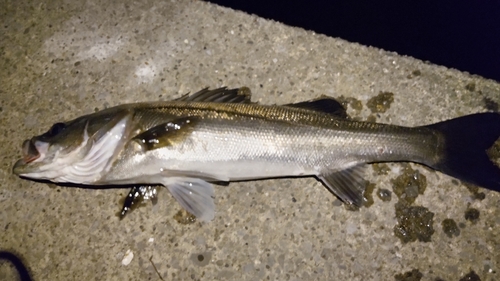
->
[13,108,132,184]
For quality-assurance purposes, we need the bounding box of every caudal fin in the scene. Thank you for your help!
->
[425,112,500,192]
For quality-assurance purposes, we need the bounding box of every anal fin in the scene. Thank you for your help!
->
[318,165,367,206]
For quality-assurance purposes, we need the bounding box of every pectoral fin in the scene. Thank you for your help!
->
[133,117,200,150]
[318,165,367,206]
[162,177,215,222]
[119,185,159,219]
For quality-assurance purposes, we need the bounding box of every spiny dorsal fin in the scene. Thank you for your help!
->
[285,98,348,118]
[318,165,367,206]
[175,87,252,103]
[133,117,200,150]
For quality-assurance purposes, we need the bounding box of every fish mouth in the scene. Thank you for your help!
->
[22,139,41,164]
[13,139,49,175]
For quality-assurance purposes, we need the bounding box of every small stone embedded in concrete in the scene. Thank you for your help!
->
[121,250,134,266]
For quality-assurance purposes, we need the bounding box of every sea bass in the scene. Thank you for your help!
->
[13,87,500,221]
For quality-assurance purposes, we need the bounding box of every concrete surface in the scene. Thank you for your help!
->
[1,0,499,280]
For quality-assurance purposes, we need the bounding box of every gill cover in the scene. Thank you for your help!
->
[15,112,132,184]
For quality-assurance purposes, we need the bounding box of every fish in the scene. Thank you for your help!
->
[13,87,500,221]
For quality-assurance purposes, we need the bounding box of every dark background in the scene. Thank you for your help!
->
[208,0,500,82]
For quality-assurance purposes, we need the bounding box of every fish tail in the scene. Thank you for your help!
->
[425,112,500,192]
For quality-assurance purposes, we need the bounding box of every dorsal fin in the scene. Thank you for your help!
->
[175,87,252,103]
[285,97,348,118]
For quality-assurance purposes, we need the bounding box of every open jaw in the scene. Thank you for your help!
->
[21,139,42,164]
[13,139,50,176]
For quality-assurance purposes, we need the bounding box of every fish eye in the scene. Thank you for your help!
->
[46,122,66,137]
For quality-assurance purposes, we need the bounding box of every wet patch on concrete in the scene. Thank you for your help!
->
[377,188,392,202]
[465,82,476,92]
[366,115,377,123]
[344,203,360,212]
[483,97,499,112]
[336,95,363,113]
[363,182,376,207]
[464,183,486,201]
[391,164,427,205]
[406,69,421,79]
[372,163,390,176]
[190,252,212,267]
[173,209,197,225]
[459,270,481,281]
[441,218,460,238]
[394,202,435,243]
[366,91,394,113]
[391,164,434,243]
[394,268,423,281]
[464,207,480,224]
[486,138,500,167]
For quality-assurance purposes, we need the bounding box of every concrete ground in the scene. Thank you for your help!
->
[1,0,499,280]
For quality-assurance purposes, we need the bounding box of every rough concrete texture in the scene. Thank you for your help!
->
[1,0,499,280]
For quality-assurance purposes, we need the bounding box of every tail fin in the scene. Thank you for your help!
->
[424,112,500,192]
